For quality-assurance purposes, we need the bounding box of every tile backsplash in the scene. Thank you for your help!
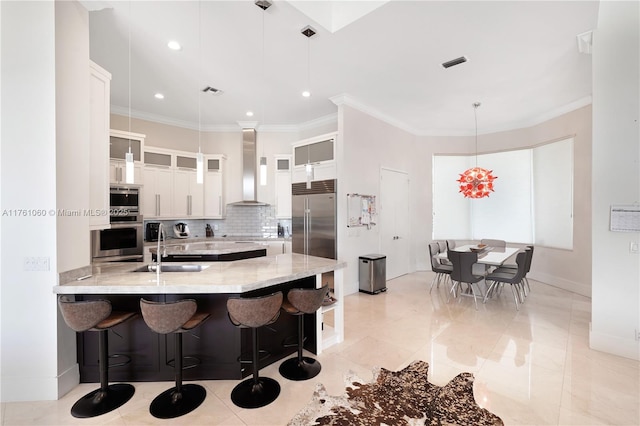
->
[145,205,291,240]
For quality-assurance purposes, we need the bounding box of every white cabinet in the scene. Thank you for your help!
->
[173,167,204,217]
[204,155,226,218]
[274,155,292,219]
[109,130,144,185]
[142,166,173,218]
[292,133,337,184]
[110,159,143,185]
[88,61,111,229]
[293,138,334,166]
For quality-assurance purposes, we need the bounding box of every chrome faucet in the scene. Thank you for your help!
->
[156,223,167,277]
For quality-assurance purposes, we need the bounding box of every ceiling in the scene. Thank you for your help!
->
[87,1,599,135]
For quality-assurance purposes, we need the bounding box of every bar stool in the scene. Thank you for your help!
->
[227,292,283,409]
[140,298,210,419]
[279,285,329,381]
[57,296,136,418]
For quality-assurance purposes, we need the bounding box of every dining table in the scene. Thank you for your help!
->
[437,245,519,267]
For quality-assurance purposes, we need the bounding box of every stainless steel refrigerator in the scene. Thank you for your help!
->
[292,179,336,259]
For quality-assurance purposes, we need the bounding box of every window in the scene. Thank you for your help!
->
[433,138,573,249]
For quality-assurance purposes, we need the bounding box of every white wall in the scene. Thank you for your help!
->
[0,1,60,401]
[590,1,640,360]
[54,0,92,397]
[337,105,416,294]
[56,3,91,272]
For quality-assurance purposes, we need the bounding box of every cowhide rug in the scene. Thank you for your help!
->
[288,360,503,426]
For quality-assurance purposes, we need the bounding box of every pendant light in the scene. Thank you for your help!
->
[258,1,268,186]
[301,25,316,189]
[196,1,204,184]
[125,1,134,184]
[457,102,497,198]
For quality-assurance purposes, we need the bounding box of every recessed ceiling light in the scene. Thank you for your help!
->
[167,41,181,51]
[246,111,254,117]
[154,93,165,99]
[302,91,311,98]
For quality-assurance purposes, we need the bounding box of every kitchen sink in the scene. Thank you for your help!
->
[133,264,209,273]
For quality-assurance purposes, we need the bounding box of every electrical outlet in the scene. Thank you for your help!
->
[23,257,50,271]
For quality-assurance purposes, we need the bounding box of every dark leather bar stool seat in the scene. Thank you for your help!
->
[227,292,283,409]
[279,285,329,381]
[57,296,136,418]
[140,298,210,419]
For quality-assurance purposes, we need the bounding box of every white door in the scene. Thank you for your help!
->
[380,168,410,279]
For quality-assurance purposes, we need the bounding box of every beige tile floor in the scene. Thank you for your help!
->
[2,271,639,425]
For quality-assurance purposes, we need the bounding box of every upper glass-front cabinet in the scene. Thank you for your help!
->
[294,139,334,166]
[109,130,144,161]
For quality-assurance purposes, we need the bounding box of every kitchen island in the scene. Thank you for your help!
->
[148,240,268,262]
[54,253,345,383]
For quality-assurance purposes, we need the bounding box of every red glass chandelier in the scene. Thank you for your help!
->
[457,102,497,199]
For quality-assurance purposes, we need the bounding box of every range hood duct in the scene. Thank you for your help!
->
[229,128,269,206]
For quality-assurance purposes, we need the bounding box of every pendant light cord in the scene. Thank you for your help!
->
[128,1,132,152]
[473,102,480,167]
[198,0,202,154]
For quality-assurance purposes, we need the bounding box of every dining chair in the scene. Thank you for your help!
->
[480,239,506,248]
[447,250,485,310]
[429,243,453,292]
[483,251,527,310]
[495,245,533,296]
[446,240,456,250]
[435,240,450,264]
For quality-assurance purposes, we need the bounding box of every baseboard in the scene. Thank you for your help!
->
[590,328,640,361]
[0,364,79,402]
[527,271,590,297]
[57,363,80,398]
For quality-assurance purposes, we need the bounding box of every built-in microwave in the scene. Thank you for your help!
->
[92,186,144,262]
[110,186,140,213]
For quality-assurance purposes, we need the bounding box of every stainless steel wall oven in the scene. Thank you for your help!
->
[91,186,144,262]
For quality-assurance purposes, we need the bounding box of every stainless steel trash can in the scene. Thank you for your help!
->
[359,254,387,294]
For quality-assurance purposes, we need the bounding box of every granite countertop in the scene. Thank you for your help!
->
[144,236,291,247]
[148,241,267,255]
[53,253,345,295]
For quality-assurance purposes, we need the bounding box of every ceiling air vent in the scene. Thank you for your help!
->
[441,56,468,69]
[202,86,223,95]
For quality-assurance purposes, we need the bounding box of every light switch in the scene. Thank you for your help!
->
[23,257,50,271]
[630,242,639,254]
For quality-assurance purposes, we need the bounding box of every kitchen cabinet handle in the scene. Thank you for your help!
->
[218,196,221,215]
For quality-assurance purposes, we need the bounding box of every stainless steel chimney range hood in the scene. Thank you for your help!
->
[228,128,269,206]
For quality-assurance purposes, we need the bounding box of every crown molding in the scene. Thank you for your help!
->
[113,95,592,137]
[330,94,593,137]
[330,94,420,135]
[111,106,242,133]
